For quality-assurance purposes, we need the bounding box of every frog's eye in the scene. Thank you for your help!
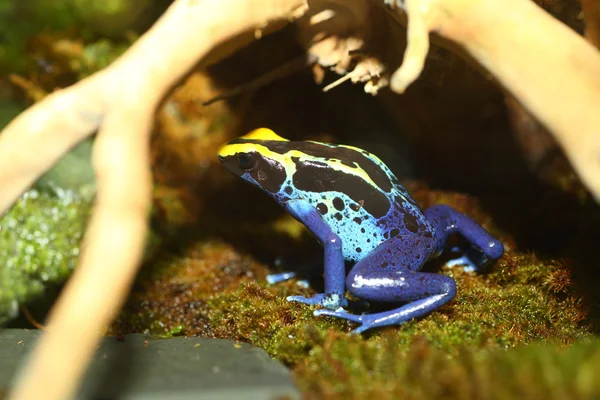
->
[236,152,257,171]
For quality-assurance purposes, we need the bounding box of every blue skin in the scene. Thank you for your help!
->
[282,202,502,333]
[219,138,504,334]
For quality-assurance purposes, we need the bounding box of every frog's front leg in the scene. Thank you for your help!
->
[315,234,457,334]
[424,204,504,272]
[283,199,348,309]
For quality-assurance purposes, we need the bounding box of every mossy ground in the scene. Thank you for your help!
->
[77,150,600,393]
[109,180,598,397]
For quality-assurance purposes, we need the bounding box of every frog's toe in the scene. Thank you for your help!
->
[446,245,490,273]
[287,295,306,303]
[286,293,347,309]
[314,308,363,323]
[266,272,297,285]
[315,309,392,334]
[445,254,478,272]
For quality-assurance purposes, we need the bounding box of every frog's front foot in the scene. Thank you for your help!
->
[287,293,348,310]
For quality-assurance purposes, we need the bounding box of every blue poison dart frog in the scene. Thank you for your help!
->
[218,128,504,334]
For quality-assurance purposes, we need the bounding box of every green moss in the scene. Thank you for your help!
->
[112,187,595,397]
[162,324,185,338]
[207,281,349,365]
[194,247,589,358]
[295,334,600,399]
[0,186,92,325]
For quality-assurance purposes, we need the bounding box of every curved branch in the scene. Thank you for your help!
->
[0,76,106,215]
[427,0,600,201]
[6,1,307,399]
[9,106,154,400]
[380,0,600,201]
[389,0,430,92]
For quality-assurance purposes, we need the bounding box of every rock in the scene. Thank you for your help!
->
[0,329,299,399]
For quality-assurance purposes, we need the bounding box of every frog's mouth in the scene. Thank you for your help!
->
[217,154,244,177]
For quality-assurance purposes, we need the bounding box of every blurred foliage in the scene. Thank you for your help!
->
[295,333,600,399]
[0,0,79,73]
[0,0,167,326]
[0,186,93,325]
[0,0,156,74]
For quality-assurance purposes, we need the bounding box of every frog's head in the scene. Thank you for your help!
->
[218,128,291,193]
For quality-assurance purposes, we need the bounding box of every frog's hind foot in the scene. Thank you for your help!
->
[424,204,504,272]
[316,233,457,333]
[315,289,455,334]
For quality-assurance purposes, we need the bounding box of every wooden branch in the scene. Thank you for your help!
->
[0,76,105,215]
[389,0,431,92]
[5,1,307,399]
[386,0,600,201]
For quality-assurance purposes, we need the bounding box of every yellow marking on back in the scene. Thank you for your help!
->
[219,131,395,194]
[242,128,288,142]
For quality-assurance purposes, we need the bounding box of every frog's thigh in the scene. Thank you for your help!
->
[346,234,454,303]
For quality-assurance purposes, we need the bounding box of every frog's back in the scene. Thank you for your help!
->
[263,139,430,262]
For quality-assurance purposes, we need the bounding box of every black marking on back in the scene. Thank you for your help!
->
[333,197,345,211]
[317,203,328,215]
[291,159,391,219]
[403,212,420,233]
[230,139,393,192]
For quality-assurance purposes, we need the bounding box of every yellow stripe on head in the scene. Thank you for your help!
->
[218,142,270,158]
[242,128,288,142]
[218,128,288,158]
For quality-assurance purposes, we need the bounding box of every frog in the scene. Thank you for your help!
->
[217,128,504,334]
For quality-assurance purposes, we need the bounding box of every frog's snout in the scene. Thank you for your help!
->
[217,143,228,160]
[217,150,244,177]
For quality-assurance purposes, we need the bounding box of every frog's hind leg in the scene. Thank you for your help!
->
[315,235,456,334]
[424,204,504,271]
